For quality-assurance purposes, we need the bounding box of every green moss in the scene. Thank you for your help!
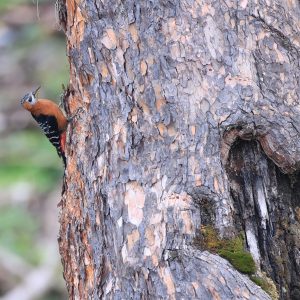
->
[194,226,279,299]
[197,225,222,250]
[198,226,256,275]
[250,274,279,299]
[219,249,256,274]
[251,276,268,288]
[197,226,279,298]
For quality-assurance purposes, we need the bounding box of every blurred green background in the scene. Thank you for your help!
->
[0,0,68,299]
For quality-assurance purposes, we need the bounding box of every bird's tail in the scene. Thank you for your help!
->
[62,152,66,166]
[59,132,67,167]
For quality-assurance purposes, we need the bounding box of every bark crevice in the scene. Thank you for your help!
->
[226,139,300,300]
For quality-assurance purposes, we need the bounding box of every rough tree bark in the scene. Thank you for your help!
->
[58,0,300,299]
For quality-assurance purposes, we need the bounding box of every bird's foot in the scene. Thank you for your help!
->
[67,107,84,122]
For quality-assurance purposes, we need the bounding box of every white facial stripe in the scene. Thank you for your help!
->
[27,93,37,105]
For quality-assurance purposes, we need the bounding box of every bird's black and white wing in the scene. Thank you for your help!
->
[31,114,63,158]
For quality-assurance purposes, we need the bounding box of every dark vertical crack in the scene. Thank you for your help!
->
[226,139,300,300]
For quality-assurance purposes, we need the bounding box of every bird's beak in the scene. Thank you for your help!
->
[32,86,41,97]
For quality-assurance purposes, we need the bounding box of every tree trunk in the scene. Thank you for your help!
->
[58,0,300,299]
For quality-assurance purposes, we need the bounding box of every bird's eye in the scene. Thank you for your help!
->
[28,97,32,103]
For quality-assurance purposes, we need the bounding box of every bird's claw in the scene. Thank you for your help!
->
[67,107,84,122]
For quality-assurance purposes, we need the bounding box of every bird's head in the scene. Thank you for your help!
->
[20,86,41,108]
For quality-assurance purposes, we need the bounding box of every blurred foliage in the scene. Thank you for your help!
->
[0,0,66,192]
[0,0,49,12]
[0,1,69,106]
[0,131,62,191]
[0,0,27,10]
[0,205,40,264]
[40,289,67,300]
[0,0,68,298]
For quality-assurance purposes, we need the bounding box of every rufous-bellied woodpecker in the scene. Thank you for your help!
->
[21,86,67,165]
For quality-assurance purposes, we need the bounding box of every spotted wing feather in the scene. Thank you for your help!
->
[32,114,65,163]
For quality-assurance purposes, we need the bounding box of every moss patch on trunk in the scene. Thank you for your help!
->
[195,226,278,299]
[196,225,256,274]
